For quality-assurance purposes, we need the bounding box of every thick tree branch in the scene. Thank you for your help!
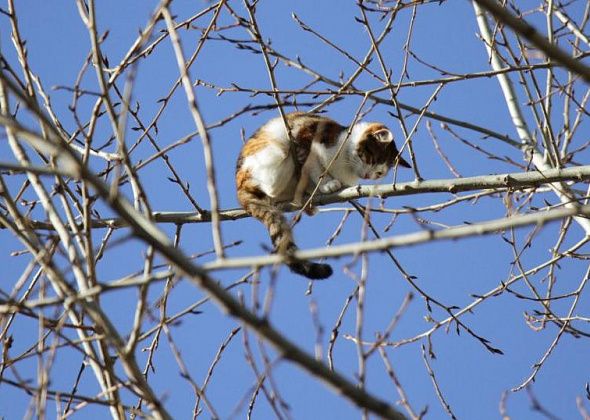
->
[5,163,589,230]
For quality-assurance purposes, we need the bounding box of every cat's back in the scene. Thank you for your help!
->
[244,112,344,148]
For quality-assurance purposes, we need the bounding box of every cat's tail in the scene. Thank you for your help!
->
[287,258,333,280]
[244,200,332,280]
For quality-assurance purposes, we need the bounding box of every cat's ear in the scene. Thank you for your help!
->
[373,128,393,143]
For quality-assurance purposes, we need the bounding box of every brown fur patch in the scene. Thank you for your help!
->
[321,120,344,147]
[288,113,344,166]
[297,121,320,144]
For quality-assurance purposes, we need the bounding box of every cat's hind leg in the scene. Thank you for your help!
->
[247,144,296,199]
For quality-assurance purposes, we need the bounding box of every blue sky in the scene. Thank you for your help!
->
[1,1,589,419]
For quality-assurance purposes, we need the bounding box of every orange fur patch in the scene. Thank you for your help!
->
[235,167,251,190]
[241,132,270,157]
[235,168,266,205]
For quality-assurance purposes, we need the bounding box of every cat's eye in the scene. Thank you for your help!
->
[375,171,384,177]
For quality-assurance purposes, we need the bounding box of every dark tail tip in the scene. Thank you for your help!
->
[288,260,333,280]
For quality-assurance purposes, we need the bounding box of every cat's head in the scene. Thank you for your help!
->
[352,123,411,180]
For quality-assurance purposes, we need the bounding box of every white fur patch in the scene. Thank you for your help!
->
[264,118,289,144]
[242,144,296,199]
[316,128,364,187]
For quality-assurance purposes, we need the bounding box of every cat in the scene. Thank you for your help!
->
[235,112,410,279]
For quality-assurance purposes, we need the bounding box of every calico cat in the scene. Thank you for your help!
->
[235,112,410,279]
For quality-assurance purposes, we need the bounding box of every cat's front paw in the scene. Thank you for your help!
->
[320,179,342,194]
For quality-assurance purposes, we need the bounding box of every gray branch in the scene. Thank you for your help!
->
[6,164,590,230]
